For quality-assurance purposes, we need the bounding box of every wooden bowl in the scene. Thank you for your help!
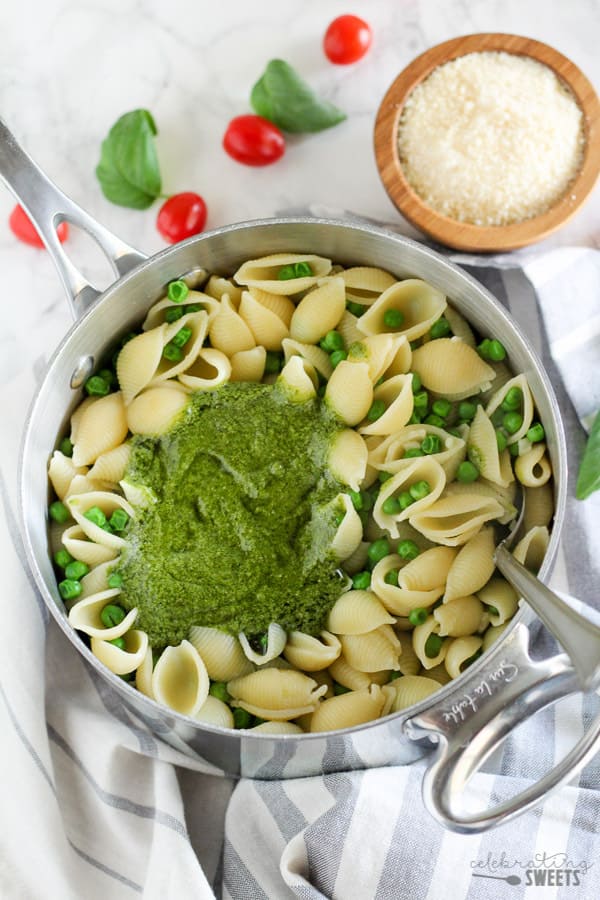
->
[374,33,600,252]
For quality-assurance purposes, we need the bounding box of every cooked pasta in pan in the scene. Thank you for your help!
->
[47,254,554,732]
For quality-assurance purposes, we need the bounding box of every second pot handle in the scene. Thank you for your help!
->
[404,623,600,833]
[0,117,147,318]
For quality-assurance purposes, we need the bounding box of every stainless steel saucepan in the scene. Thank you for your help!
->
[2,117,598,834]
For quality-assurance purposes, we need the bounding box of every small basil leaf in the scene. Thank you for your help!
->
[576,410,600,500]
[96,109,161,209]
[251,59,346,133]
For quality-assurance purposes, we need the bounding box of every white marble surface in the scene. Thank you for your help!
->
[0,0,599,380]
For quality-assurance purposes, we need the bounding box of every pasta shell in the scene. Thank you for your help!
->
[382,337,413,378]
[346,334,400,383]
[151,640,209,716]
[373,457,446,538]
[390,675,441,712]
[434,595,485,637]
[126,387,189,436]
[341,266,397,302]
[371,425,466,482]
[91,629,148,676]
[68,588,137,640]
[330,494,363,561]
[327,429,368,491]
[341,541,370,575]
[444,526,496,602]
[442,306,476,346]
[227,669,327,720]
[204,275,243,306]
[468,406,514,487]
[249,721,304,734]
[194,696,235,729]
[282,338,333,381]
[239,291,290,350]
[396,632,421,675]
[61,525,118,567]
[485,374,534,445]
[136,646,154,699]
[327,590,395,635]
[239,623,287,665]
[481,622,510,652]
[248,287,295,326]
[513,526,550,573]
[337,310,364,346]
[409,493,505,546]
[70,397,97,444]
[65,474,117,498]
[523,483,554,531]
[325,361,373,426]
[358,279,447,341]
[233,253,331,295]
[283,631,341,671]
[188,626,254,681]
[178,348,232,390]
[289,276,346,343]
[328,656,371,691]
[229,346,267,382]
[142,292,219,330]
[72,392,128,467]
[515,443,552,488]
[79,559,116,598]
[444,635,483,679]
[412,339,496,400]
[358,374,414,436]
[443,479,518,525]
[88,443,131,483]
[277,355,317,401]
[309,684,388,732]
[477,577,520,625]
[209,296,255,355]
[66,491,134,550]
[339,625,402,673]
[48,451,87,500]
[413,616,447,669]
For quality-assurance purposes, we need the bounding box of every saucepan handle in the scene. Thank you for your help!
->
[0,117,147,318]
[404,623,600,833]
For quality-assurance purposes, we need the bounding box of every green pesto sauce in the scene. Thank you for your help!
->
[117,382,347,648]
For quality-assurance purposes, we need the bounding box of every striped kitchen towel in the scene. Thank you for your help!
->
[1,234,599,900]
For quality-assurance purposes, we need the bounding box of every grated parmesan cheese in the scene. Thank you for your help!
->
[397,51,585,226]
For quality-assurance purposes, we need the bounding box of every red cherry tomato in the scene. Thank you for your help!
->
[223,115,285,167]
[9,204,69,248]
[323,15,372,64]
[156,192,207,243]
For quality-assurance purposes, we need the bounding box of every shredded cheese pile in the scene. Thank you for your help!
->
[397,51,585,226]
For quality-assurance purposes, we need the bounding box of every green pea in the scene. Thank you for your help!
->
[378,471,393,483]
[408,412,422,425]
[109,637,126,650]
[411,373,422,393]
[49,501,70,524]
[501,386,523,411]
[503,411,523,434]
[496,429,508,452]
[368,538,391,565]
[509,442,520,457]
[54,549,74,570]
[293,262,313,278]
[488,340,507,361]
[383,308,404,328]
[413,390,429,412]
[382,496,401,515]
[84,375,110,397]
[209,681,230,702]
[163,342,184,363]
[398,491,414,510]
[408,607,428,626]
[109,509,129,532]
[58,578,81,600]
[424,634,444,658]
[367,399,386,422]
[277,264,296,280]
[264,351,282,374]
[384,569,399,586]
[388,671,402,681]
[167,280,189,302]
[404,447,425,459]
[477,339,492,359]
[421,435,442,455]
[64,560,89,581]
[319,330,344,352]
[360,490,374,511]
[398,540,420,560]
[59,437,73,457]
[233,708,253,728]
[185,303,203,313]
[333,683,351,695]
[432,399,452,419]
[108,572,123,589]
[165,306,184,323]
[457,460,479,483]
[458,401,477,421]
[409,480,430,501]
[352,571,371,590]
[429,317,451,339]
[487,604,500,617]
[491,408,505,427]
[100,604,126,628]
[347,490,362,511]
[527,422,545,443]
[424,414,445,428]
[84,506,107,528]
[98,368,116,388]
[171,326,192,349]
[330,349,348,368]
[346,300,366,317]
[462,649,483,670]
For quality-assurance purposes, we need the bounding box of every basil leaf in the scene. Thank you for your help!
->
[576,410,600,499]
[251,59,346,133]
[96,109,161,209]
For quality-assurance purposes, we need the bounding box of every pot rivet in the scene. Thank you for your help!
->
[70,356,95,389]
